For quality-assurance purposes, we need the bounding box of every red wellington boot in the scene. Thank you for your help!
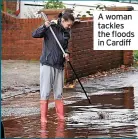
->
[40,100,48,123]
[55,100,65,121]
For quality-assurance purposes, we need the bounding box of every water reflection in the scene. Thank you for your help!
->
[55,120,65,138]
[124,87,134,109]
[68,87,135,109]
[66,87,137,138]
[40,120,65,138]
[2,87,138,138]
[40,122,48,138]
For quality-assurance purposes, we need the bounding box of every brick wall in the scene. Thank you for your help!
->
[6,0,17,13]
[123,51,133,66]
[2,12,44,60]
[66,21,125,81]
[2,12,133,81]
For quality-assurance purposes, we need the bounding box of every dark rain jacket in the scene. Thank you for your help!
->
[32,22,70,70]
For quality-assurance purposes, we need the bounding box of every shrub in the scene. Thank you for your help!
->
[134,50,138,61]
[44,0,66,9]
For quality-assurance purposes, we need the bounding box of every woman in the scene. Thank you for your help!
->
[32,12,74,122]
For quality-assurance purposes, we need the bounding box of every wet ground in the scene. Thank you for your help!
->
[1,60,138,138]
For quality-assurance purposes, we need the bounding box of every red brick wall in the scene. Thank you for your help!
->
[2,12,44,60]
[6,0,17,12]
[65,21,125,81]
[2,12,133,81]
[123,51,133,66]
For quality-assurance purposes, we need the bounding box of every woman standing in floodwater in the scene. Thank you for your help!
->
[32,11,74,122]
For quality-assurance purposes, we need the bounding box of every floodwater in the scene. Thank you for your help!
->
[2,69,138,138]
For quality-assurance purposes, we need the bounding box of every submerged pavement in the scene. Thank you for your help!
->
[1,60,138,138]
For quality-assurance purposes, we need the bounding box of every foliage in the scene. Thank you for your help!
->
[44,0,66,9]
[134,50,138,61]
[6,9,14,14]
